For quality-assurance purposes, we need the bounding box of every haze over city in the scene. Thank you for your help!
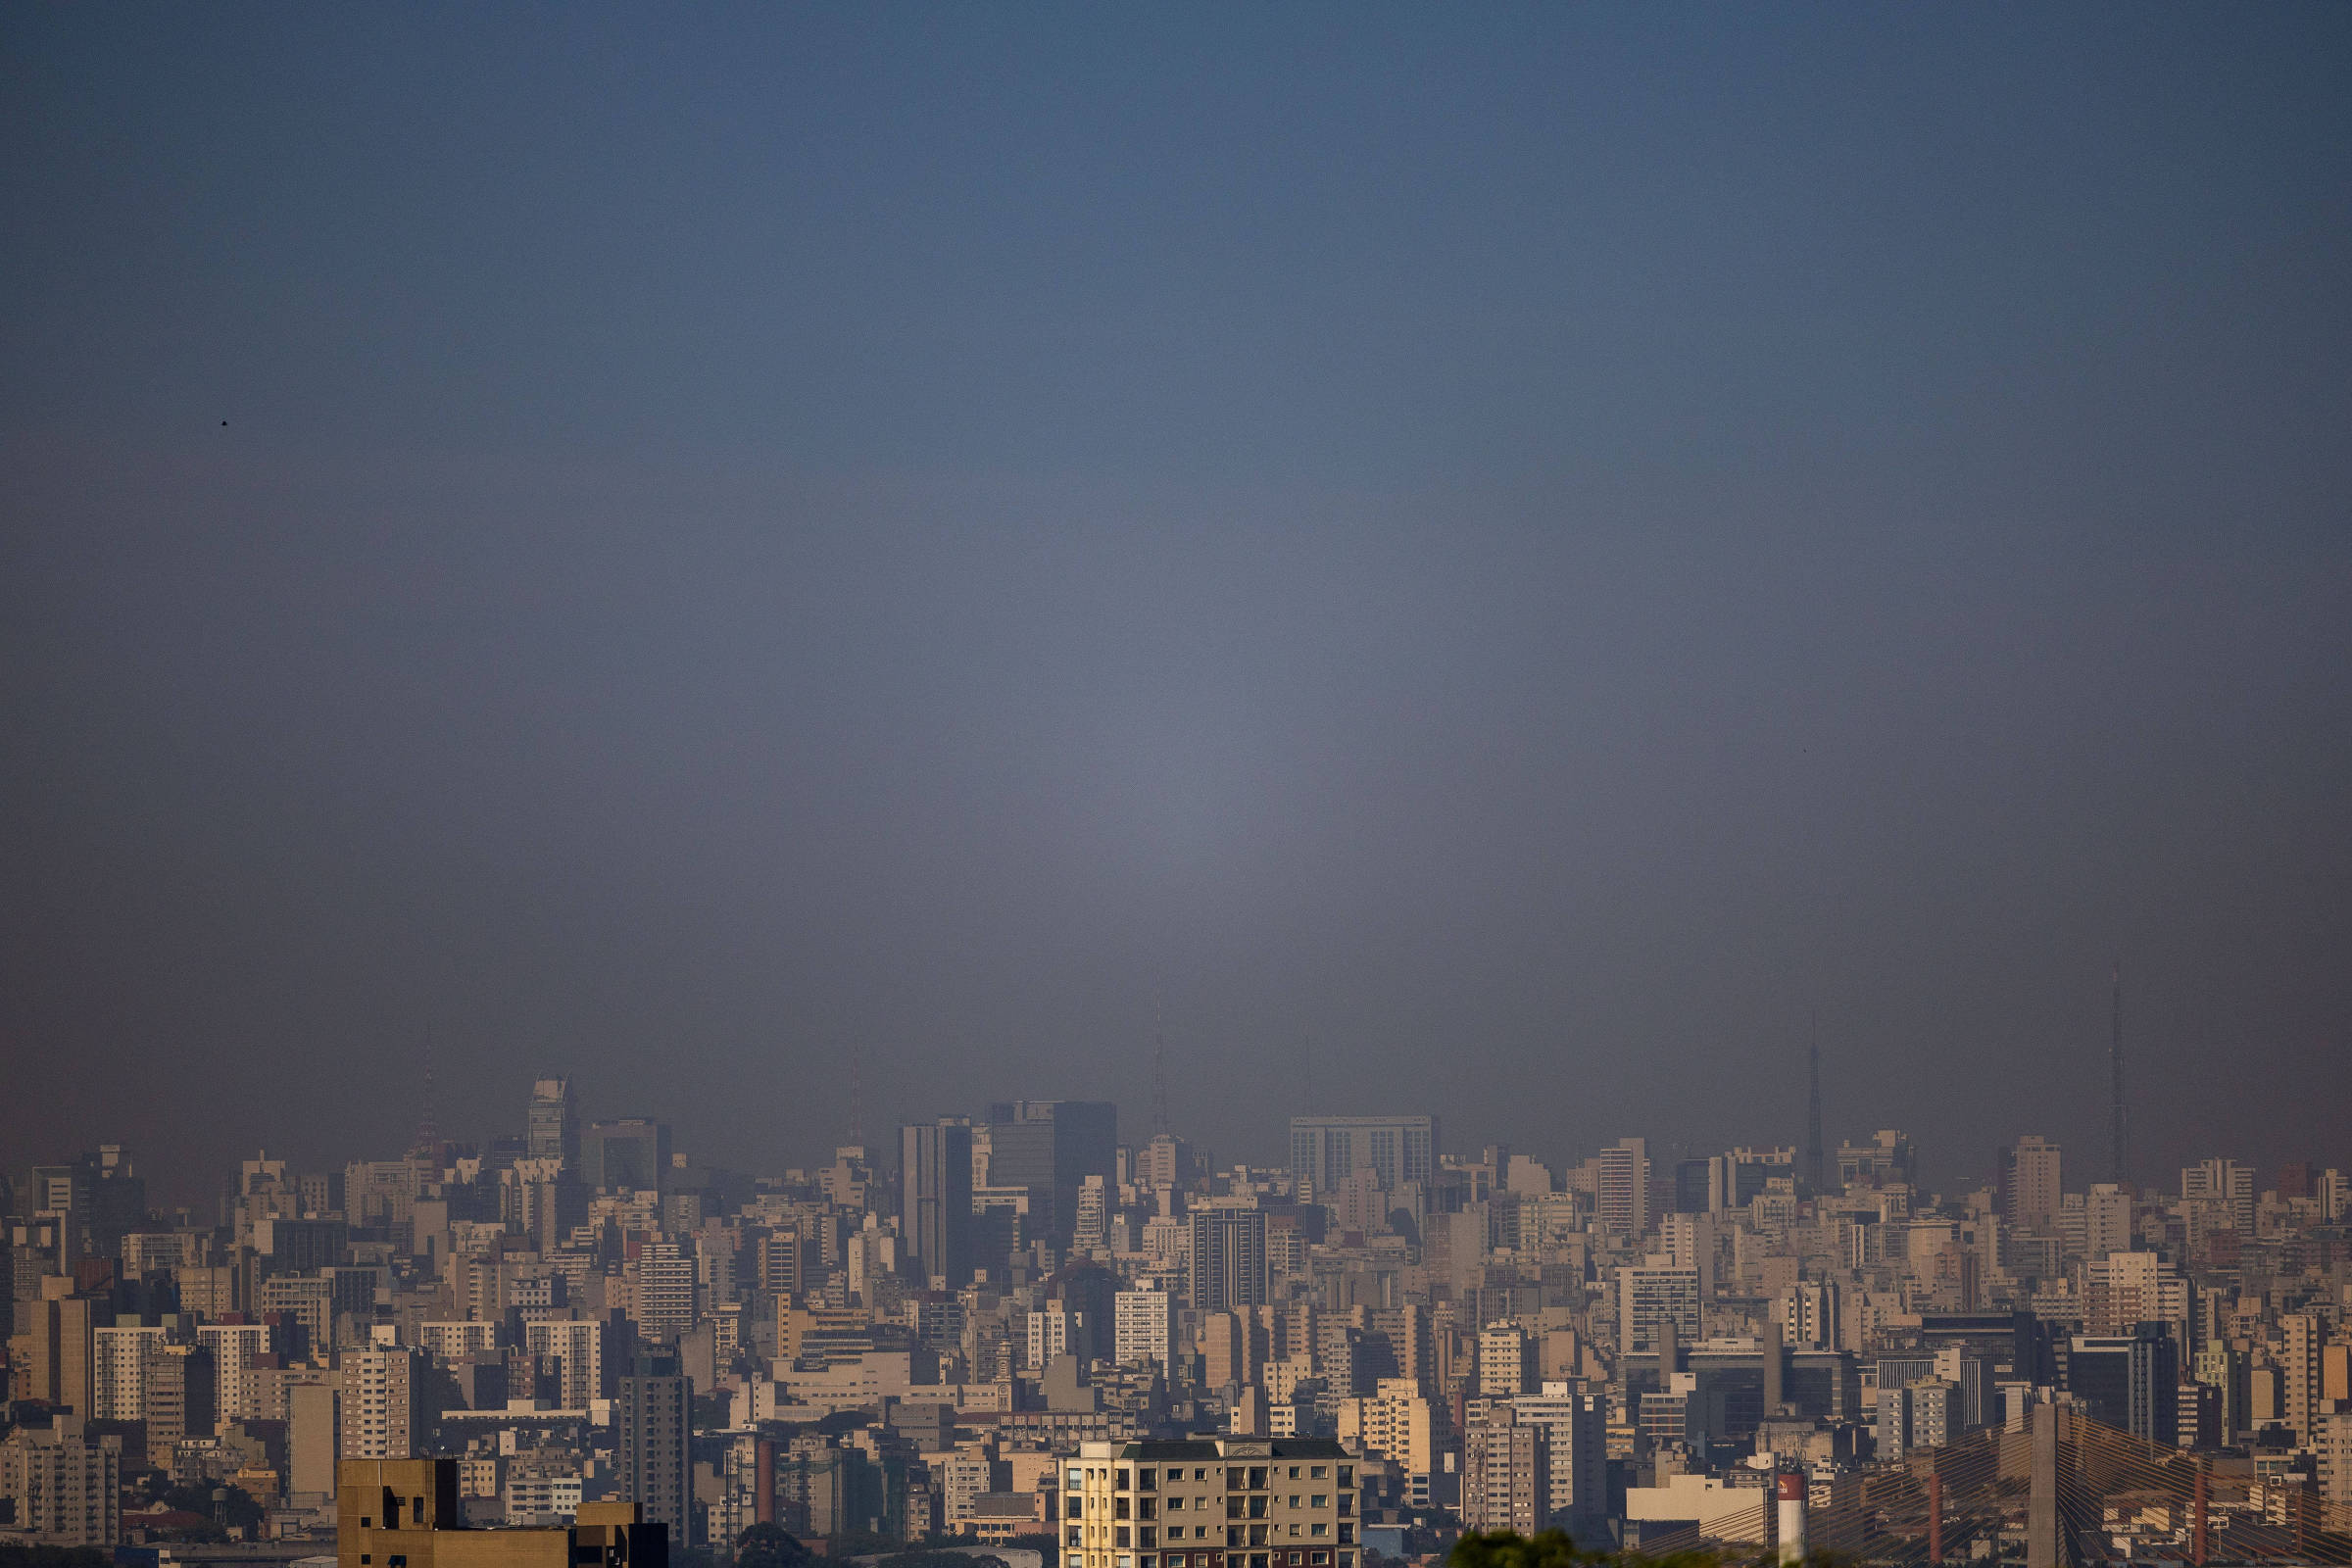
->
[2,12,2350,1565]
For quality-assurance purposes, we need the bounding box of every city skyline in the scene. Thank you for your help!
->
[3,7,2349,1559]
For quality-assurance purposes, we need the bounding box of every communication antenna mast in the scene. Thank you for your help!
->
[847,1042,865,1151]
[413,1036,441,1159]
[1804,1023,1825,1200]
[2110,963,2127,1186]
[1152,1013,1171,1138]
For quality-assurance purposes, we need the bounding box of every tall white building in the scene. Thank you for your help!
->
[1113,1288,1175,1371]
[630,1240,698,1343]
[339,1348,422,1459]
[199,1323,270,1422]
[1027,1306,1077,1369]
[91,1325,167,1421]
[1477,1323,1534,1398]
[1617,1260,1700,1356]
[2182,1158,2254,1230]
[525,1319,604,1409]
[1510,1383,1609,1538]
[2001,1137,2063,1231]
[1598,1139,1649,1238]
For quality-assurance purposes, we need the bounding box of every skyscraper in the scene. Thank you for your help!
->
[340,1348,422,1459]
[1462,1406,1547,1535]
[1289,1115,1439,1195]
[2066,1326,2179,1443]
[1999,1136,2063,1232]
[981,1101,1116,1251]
[528,1078,580,1168]
[1597,1138,1649,1238]
[584,1119,671,1194]
[900,1118,974,1289]
[1189,1206,1268,1311]
[616,1351,691,1539]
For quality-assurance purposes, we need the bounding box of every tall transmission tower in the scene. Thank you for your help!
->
[847,1042,865,1150]
[1152,1023,1171,1138]
[1804,1029,1825,1199]
[412,1035,442,1159]
[2110,963,2127,1186]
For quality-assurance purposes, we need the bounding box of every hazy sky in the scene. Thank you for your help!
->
[5,5,2348,1204]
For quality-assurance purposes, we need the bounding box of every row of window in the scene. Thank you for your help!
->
[1070,1464,1351,1492]
[1113,1548,1353,1568]
[1077,1523,1351,1549]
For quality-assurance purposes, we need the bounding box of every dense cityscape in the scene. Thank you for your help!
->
[8,7,2348,1568]
[6,1074,2351,1568]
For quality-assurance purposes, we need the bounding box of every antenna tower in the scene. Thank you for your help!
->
[1152,1019,1171,1138]
[412,1036,441,1159]
[1804,1025,1825,1199]
[2110,963,2127,1186]
[847,1042,865,1151]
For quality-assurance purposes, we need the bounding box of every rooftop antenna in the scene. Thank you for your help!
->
[1152,1007,1171,1138]
[1804,1018,1825,1200]
[2110,962,2127,1187]
[413,1035,441,1159]
[847,1041,865,1151]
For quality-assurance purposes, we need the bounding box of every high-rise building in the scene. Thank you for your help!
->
[2192,1343,2248,1443]
[1113,1288,1176,1371]
[1510,1384,1608,1538]
[528,1078,580,1168]
[526,1319,606,1409]
[583,1119,671,1195]
[340,1348,423,1459]
[10,1293,101,1416]
[616,1352,691,1540]
[1338,1379,1436,1494]
[2083,1183,2133,1260]
[91,1324,168,1421]
[1477,1323,1535,1398]
[1072,1175,1111,1255]
[1289,1116,1439,1196]
[1999,1137,2063,1232]
[899,1119,974,1289]
[1597,1139,1649,1238]
[287,1381,339,1500]
[197,1325,270,1419]
[1065,1438,1354,1568]
[981,1101,1117,1252]
[1462,1406,1547,1535]
[139,1341,215,1451]
[2181,1158,2254,1231]
[2066,1327,2179,1443]
[629,1241,698,1344]
[1878,1379,1958,1460]
[0,1416,122,1547]
[2282,1313,2323,1445]
[1189,1207,1269,1312]
[1617,1261,1699,1356]
[2085,1252,2188,1344]
[1780,1281,1838,1350]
